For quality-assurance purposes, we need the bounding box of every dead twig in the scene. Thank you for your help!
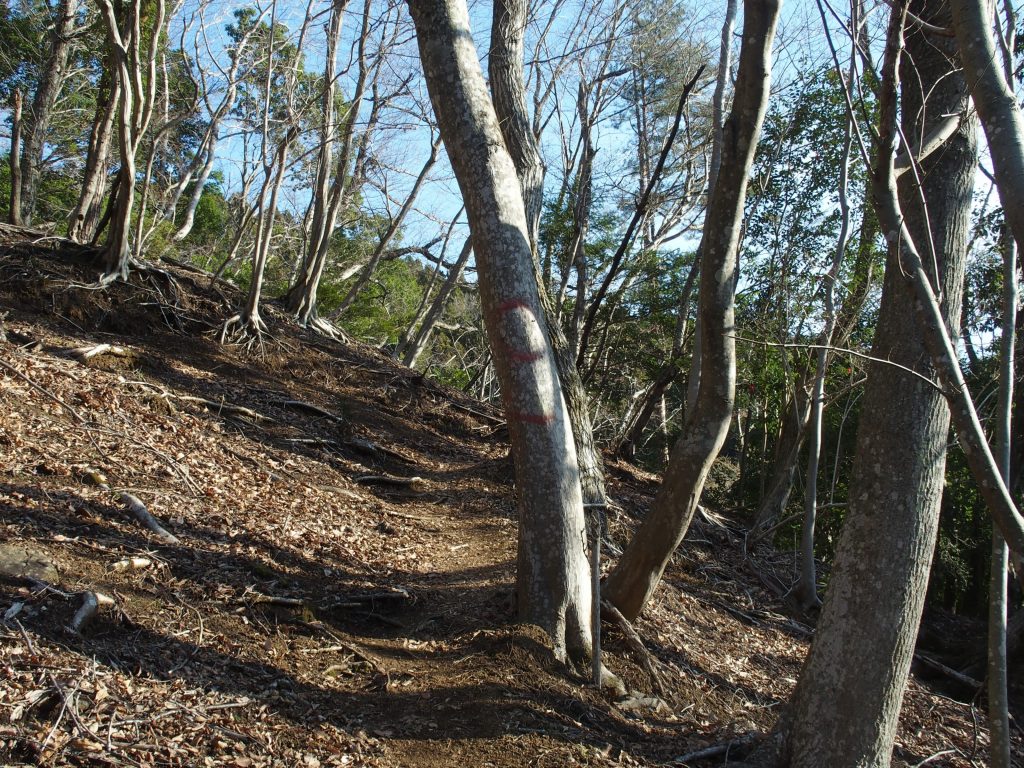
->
[355,474,429,493]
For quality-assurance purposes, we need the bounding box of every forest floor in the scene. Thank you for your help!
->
[0,233,1019,767]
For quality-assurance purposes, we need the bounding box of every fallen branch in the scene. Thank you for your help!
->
[355,474,429,493]
[69,590,114,634]
[111,556,152,572]
[914,652,982,689]
[276,399,345,422]
[127,380,269,422]
[672,732,760,764]
[71,343,132,363]
[601,599,667,695]
[119,492,179,544]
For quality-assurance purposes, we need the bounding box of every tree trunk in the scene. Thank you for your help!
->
[401,238,473,369]
[96,0,167,279]
[751,382,810,535]
[603,0,780,621]
[68,73,119,244]
[988,226,1016,768]
[19,0,77,225]
[408,0,593,663]
[8,90,22,226]
[794,27,857,611]
[488,0,607,509]
[784,4,977,765]
[951,0,1024,258]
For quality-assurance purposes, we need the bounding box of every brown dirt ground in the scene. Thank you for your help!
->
[0,235,1019,767]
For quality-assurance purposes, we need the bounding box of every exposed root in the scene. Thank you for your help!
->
[220,311,268,350]
[69,590,115,634]
[119,492,180,544]
[305,316,350,343]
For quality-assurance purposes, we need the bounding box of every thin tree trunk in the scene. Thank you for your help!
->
[408,0,593,663]
[401,239,473,369]
[784,4,978,764]
[683,0,737,412]
[988,224,1016,768]
[8,90,22,226]
[332,138,441,318]
[68,74,119,244]
[794,26,856,611]
[19,0,77,225]
[603,0,780,621]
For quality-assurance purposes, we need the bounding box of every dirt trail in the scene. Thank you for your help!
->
[0,240,1015,767]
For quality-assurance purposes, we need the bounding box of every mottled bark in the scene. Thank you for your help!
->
[19,0,77,224]
[408,0,592,662]
[488,0,606,509]
[784,4,977,765]
[603,0,780,621]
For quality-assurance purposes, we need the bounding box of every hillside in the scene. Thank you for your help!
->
[0,235,1017,767]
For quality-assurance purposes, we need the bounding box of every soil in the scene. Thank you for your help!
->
[0,234,1019,767]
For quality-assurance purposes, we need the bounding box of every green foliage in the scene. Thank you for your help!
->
[336,259,424,344]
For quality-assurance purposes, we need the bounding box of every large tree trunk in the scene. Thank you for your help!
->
[488,0,607,509]
[603,0,780,621]
[408,0,593,663]
[783,4,977,765]
[19,0,77,225]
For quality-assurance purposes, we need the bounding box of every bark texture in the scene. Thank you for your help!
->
[603,0,780,621]
[408,0,592,662]
[784,4,977,765]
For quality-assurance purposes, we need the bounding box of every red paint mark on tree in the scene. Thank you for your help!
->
[507,348,544,363]
[509,411,555,426]
[497,298,532,314]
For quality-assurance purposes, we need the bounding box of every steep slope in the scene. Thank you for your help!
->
[0,235,1015,767]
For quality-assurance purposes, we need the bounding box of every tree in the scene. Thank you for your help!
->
[96,0,168,279]
[603,0,781,621]
[783,2,978,763]
[488,0,608,511]
[407,0,593,663]
[18,0,79,225]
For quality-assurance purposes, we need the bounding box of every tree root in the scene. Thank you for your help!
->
[220,312,268,350]
[119,492,179,544]
[601,599,668,695]
[69,590,115,634]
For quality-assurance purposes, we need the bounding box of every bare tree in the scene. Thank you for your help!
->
[408,0,593,664]
[603,0,781,621]
[8,89,22,226]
